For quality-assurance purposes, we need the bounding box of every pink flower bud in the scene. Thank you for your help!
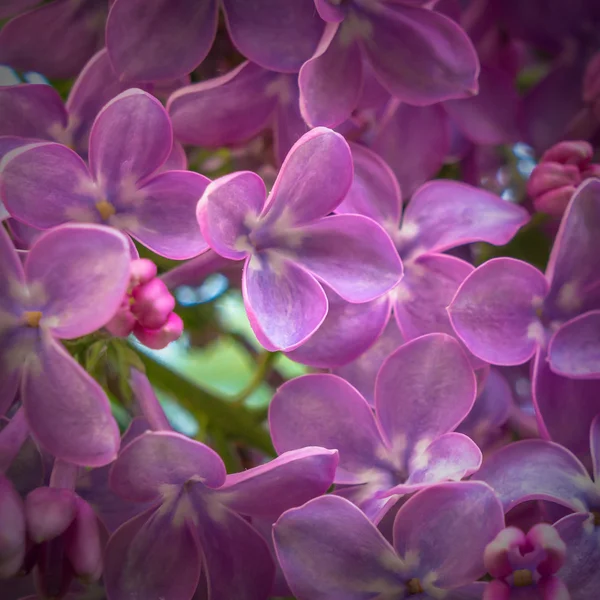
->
[105,301,137,337]
[0,475,26,579]
[131,278,176,329]
[25,487,77,543]
[484,526,527,579]
[527,523,566,577]
[130,258,158,287]
[540,140,594,165]
[134,312,184,350]
[64,497,103,582]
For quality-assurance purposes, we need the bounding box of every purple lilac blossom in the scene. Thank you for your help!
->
[273,482,505,600]
[105,430,338,600]
[0,88,208,259]
[197,127,403,351]
[270,334,481,522]
[0,223,130,465]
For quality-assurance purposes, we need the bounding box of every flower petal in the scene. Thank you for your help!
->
[0,220,25,315]
[110,431,226,503]
[104,506,201,600]
[289,214,403,303]
[88,89,172,193]
[474,439,595,513]
[399,180,529,256]
[0,84,67,140]
[376,333,477,459]
[106,0,218,81]
[269,374,386,484]
[222,0,324,73]
[447,258,549,366]
[192,492,274,600]
[262,127,353,226]
[197,171,266,260]
[393,482,504,588]
[273,495,403,600]
[285,290,391,368]
[372,102,450,198]
[22,335,120,467]
[243,253,328,351]
[273,77,309,165]
[548,311,600,379]
[360,3,479,104]
[216,447,338,518]
[126,170,209,259]
[0,141,99,229]
[25,224,131,339]
[0,0,106,80]
[167,61,279,147]
[336,142,402,227]
[544,178,600,321]
[334,317,404,405]
[298,24,363,128]
[0,473,26,579]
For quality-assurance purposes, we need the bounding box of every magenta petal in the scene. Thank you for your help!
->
[400,180,529,256]
[360,3,479,104]
[25,224,131,339]
[273,77,310,165]
[0,473,26,579]
[243,254,328,352]
[394,253,474,341]
[106,0,218,82]
[263,127,353,226]
[104,506,201,600]
[223,0,324,73]
[448,258,549,366]
[0,0,40,19]
[22,335,120,467]
[290,215,403,303]
[0,142,99,229]
[168,61,278,147]
[192,492,274,600]
[555,512,600,600]
[299,24,362,128]
[334,317,404,406]
[269,374,386,484]
[393,482,504,588]
[0,223,25,314]
[544,179,600,320]
[376,333,477,454]
[216,447,338,518]
[273,495,403,600]
[197,171,266,260]
[110,431,226,503]
[25,487,76,543]
[88,89,172,191]
[475,439,596,513]
[372,102,450,198]
[64,497,103,581]
[336,142,402,227]
[548,311,600,379]
[126,170,210,259]
[0,0,107,80]
[159,141,187,172]
[285,290,391,368]
[0,84,67,140]
[443,66,520,145]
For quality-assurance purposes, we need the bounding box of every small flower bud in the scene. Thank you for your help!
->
[25,487,77,543]
[64,497,103,582]
[134,312,184,350]
[131,278,176,330]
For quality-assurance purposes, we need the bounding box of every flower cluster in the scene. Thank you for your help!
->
[1,1,600,600]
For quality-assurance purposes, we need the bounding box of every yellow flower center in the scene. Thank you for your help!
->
[513,569,533,587]
[407,578,424,595]
[593,511,600,526]
[96,199,116,220]
[22,311,43,327]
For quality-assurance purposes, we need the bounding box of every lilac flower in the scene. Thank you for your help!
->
[301,0,480,128]
[197,127,403,351]
[0,49,188,161]
[483,524,569,599]
[0,223,131,465]
[105,0,325,82]
[0,88,208,259]
[104,430,338,600]
[0,473,26,579]
[475,415,600,599]
[0,0,107,80]
[167,61,308,165]
[288,142,528,368]
[270,333,481,521]
[273,482,505,600]
[448,178,600,376]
